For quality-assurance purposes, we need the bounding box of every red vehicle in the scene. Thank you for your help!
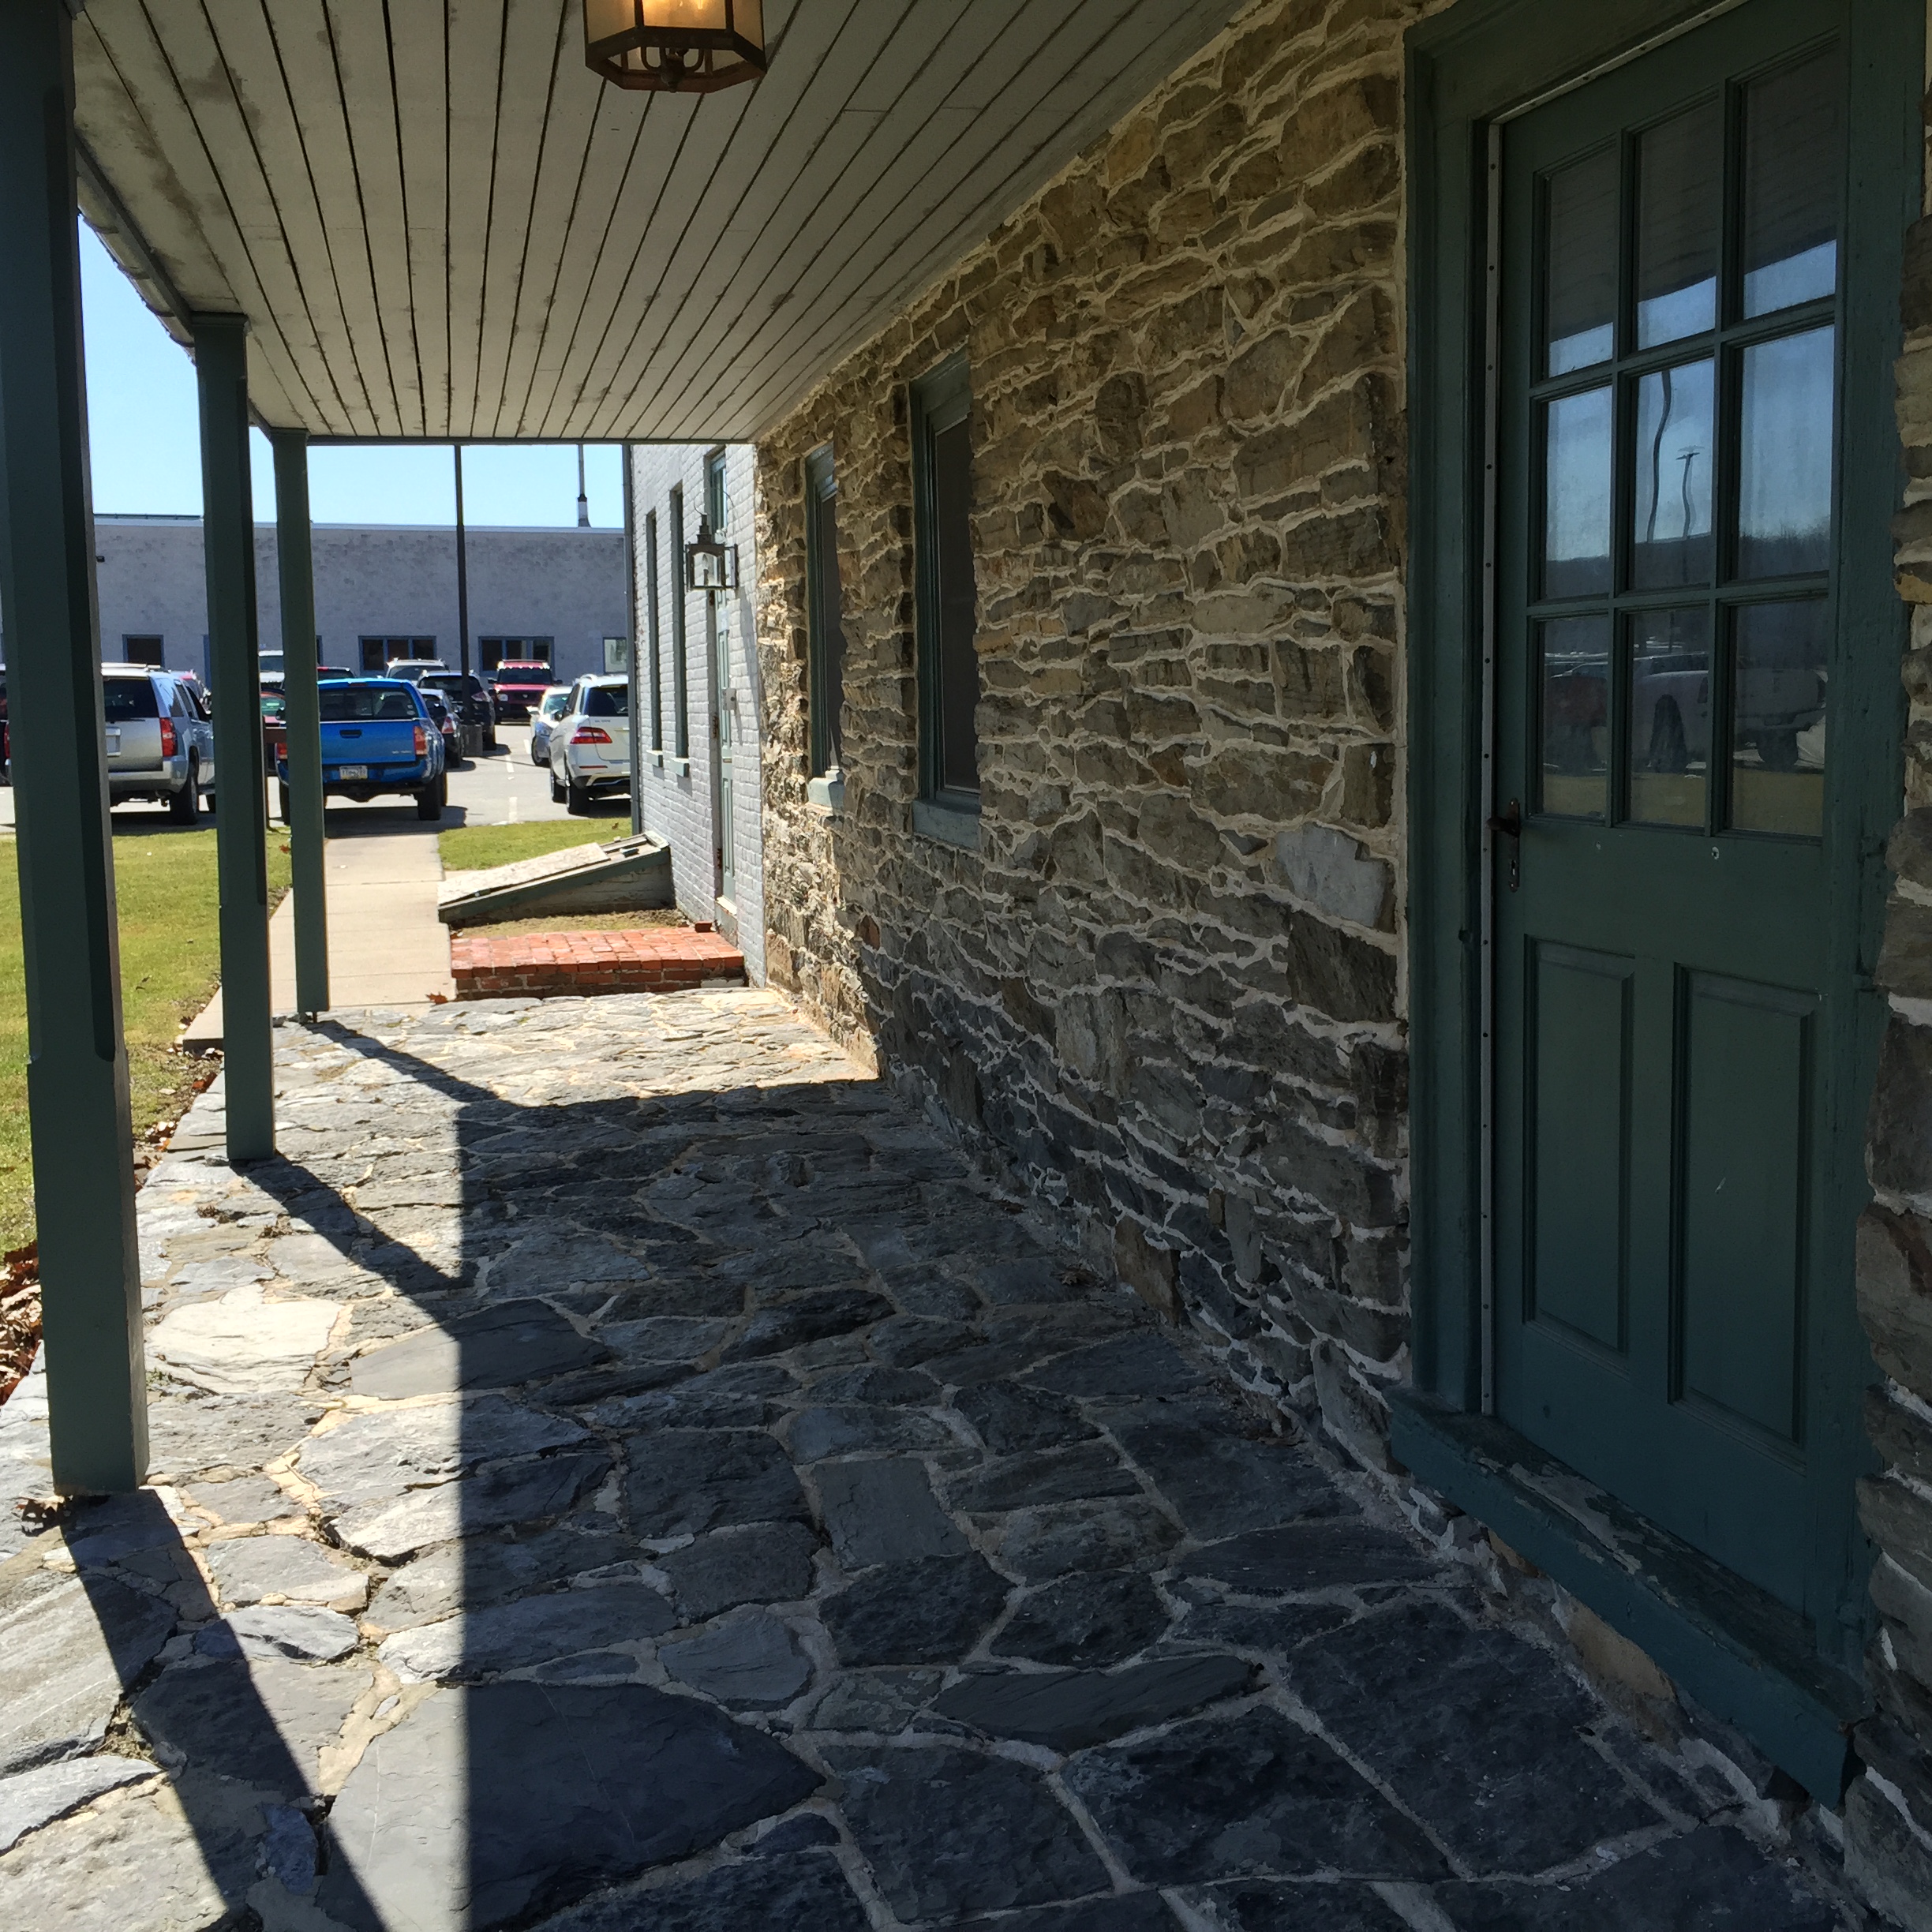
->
[489,661,556,719]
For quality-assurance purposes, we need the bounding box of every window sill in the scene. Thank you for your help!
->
[912,797,980,852]
[1387,1391,1866,1802]
[807,772,845,813]
[669,757,691,780]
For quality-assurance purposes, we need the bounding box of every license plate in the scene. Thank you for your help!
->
[335,764,367,780]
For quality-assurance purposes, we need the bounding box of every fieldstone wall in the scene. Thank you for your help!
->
[753,0,1434,1469]
[1849,209,1932,1930]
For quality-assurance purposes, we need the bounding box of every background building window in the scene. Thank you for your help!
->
[805,446,845,777]
[478,637,552,672]
[359,635,435,671]
[603,636,628,675]
[912,356,978,805]
[670,486,690,759]
[122,635,163,666]
[646,510,662,751]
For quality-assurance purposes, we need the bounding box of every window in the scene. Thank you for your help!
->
[646,511,663,751]
[705,448,728,536]
[360,636,434,672]
[805,446,846,777]
[912,356,979,807]
[122,635,163,667]
[478,637,552,672]
[670,486,690,759]
[102,676,159,721]
[603,637,629,676]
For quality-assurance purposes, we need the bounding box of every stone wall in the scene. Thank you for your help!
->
[1848,207,1932,1930]
[753,0,1428,1464]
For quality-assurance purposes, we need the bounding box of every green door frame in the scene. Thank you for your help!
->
[1402,0,1919,1796]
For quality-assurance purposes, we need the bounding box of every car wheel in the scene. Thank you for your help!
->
[566,781,592,815]
[416,778,444,821]
[1757,729,1800,772]
[278,781,294,826]
[168,758,200,826]
[550,766,566,804]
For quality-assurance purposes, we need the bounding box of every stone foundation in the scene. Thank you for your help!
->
[753,0,1429,1469]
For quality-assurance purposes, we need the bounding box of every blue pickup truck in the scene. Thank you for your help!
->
[275,678,447,822]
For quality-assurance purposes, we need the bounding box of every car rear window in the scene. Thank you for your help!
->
[420,675,464,696]
[320,684,420,722]
[540,691,571,717]
[103,678,159,721]
[582,685,629,717]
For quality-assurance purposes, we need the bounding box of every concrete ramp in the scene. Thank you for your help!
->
[438,833,673,927]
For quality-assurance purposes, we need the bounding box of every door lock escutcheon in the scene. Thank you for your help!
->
[1488,798,1522,893]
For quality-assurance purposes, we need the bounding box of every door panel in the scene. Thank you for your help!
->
[1529,944,1633,1356]
[1495,0,1852,1623]
[1678,973,1815,1442]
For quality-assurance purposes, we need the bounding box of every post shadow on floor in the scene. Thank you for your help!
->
[176,1017,873,1926]
[59,1487,384,1922]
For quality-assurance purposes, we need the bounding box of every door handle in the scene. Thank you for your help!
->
[1488,798,1522,893]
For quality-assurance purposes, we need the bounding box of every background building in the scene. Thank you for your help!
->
[62,514,626,683]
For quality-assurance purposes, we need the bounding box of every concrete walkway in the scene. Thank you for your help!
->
[0,990,1848,1931]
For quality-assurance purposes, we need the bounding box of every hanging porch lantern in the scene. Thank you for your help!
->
[584,0,766,93]
[684,515,738,592]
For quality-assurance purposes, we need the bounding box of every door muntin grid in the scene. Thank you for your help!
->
[1530,46,1842,842]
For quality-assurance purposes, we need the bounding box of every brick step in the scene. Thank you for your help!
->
[451,927,746,1001]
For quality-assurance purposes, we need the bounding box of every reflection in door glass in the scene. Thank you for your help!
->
[1539,615,1611,818]
[1628,606,1710,827]
[1631,359,1714,590]
[1743,54,1840,317]
[1543,387,1612,597]
[1544,148,1618,376]
[1636,104,1720,348]
[1739,326,1834,578]
[1732,601,1826,837]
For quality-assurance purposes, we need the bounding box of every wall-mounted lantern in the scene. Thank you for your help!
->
[584,0,766,92]
[685,515,739,592]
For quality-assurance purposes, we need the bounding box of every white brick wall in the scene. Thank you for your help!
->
[626,444,765,984]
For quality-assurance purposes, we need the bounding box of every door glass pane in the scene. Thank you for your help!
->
[1743,54,1840,316]
[934,414,980,793]
[1739,326,1834,578]
[1543,386,1612,597]
[1636,104,1719,348]
[1628,606,1710,827]
[1539,616,1611,818]
[1631,359,1714,589]
[1544,148,1618,376]
[1732,600,1826,836]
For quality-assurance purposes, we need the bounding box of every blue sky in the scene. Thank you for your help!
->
[79,223,624,528]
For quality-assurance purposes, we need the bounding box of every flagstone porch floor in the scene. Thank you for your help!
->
[0,988,1848,1930]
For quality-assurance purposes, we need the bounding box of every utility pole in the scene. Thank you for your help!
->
[577,443,591,528]
[453,444,470,677]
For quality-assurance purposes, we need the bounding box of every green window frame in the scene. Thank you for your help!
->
[805,444,845,777]
[645,509,662,753]
[705,447,728,536]
[669,485,689,761]
[912,354,979,816]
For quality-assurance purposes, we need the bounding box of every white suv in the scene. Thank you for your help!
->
[547,675,631,815]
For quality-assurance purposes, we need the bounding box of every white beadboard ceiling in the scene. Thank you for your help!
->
[72,0,1246,443]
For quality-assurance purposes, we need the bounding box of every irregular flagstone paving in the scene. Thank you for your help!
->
[0,987,1848,1930]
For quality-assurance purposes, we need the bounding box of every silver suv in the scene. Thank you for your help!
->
[103,665,215,824]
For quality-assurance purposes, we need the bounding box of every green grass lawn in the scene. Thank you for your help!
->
[0,820,291,1248]
[439,821,611,872]
[462,909,684,939]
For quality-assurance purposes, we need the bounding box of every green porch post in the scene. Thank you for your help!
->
[193,314,275,1161]
[271,429,328,1017]
[0,0,146,1491]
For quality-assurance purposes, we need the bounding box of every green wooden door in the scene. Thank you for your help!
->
[1496,0,1868,1623]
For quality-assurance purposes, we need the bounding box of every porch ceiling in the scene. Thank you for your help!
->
[71,0,1245,444]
